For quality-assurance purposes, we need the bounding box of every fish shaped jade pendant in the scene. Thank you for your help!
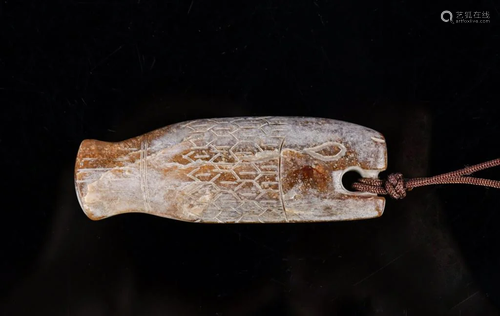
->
[75,117,387,223]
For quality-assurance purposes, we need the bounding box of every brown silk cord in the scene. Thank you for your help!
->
[352,158,500,199]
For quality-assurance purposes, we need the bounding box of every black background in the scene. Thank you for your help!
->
[2,0,500,315]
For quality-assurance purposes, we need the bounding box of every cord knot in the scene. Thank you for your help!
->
[352,157,500,198]
[384,173,407,199]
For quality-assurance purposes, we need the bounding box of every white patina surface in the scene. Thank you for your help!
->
[75,117,387,223]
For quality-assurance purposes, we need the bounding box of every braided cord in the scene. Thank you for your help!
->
[352,158,500,199]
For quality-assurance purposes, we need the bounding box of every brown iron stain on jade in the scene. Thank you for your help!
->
[75,117,387,223]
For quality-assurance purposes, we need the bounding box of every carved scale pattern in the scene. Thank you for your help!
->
[173,117,290,223]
